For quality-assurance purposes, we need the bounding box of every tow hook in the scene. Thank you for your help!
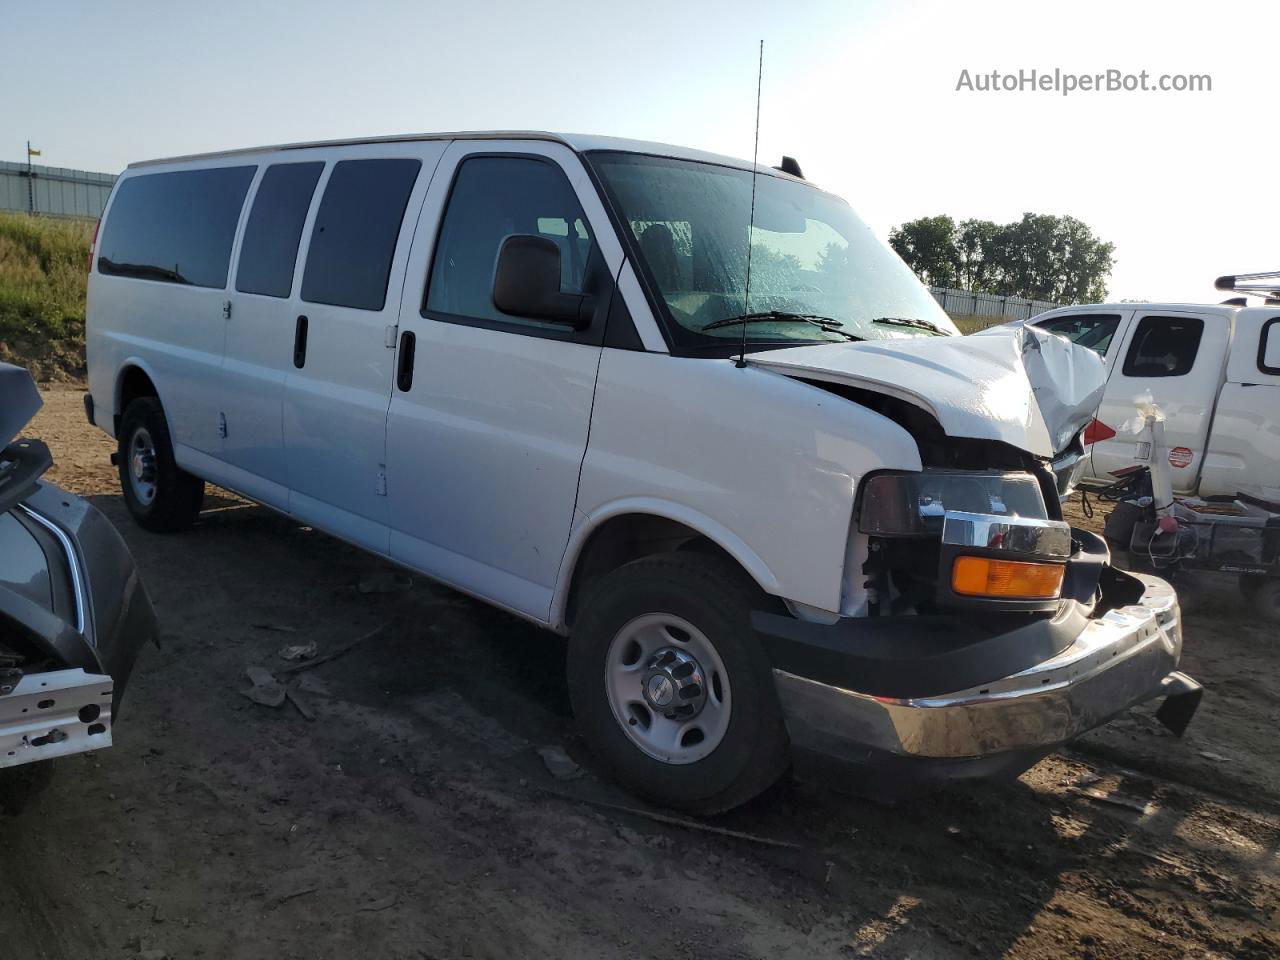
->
[1155,671,1202,737]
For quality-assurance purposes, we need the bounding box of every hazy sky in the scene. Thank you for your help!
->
[7,0,1273,303]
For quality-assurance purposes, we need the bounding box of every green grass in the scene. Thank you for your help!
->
[0,212,93,345]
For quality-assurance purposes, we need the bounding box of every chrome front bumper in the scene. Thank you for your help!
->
[774,573,1195,768]
[0,668,114,768]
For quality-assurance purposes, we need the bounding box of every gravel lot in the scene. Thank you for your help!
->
[2,385,1277,960]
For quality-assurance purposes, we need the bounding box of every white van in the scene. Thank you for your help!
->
[85,132,1200,811]
[1025,302,1280,501]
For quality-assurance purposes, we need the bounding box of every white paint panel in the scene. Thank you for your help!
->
[220,161,326,496]
[385,140,605,621]
[565,351,921,620]
[281,141,448,553]
[1091,313,1231,493]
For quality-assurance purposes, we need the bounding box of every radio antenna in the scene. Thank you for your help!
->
[737,39,764,370]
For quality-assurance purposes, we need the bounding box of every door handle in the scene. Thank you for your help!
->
[293,315,308,369]
[396,330,416,392]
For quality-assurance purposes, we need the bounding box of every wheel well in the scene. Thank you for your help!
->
[114,366,158,433]
[564,514,753,628]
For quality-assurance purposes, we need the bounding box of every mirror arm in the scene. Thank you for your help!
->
[572,293,595,330]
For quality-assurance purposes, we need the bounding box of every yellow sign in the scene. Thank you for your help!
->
[27,147,41,156]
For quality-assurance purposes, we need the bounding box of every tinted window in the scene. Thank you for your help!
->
[1260,317,1280,374]
[425,156,594,328]
[301,159,421,311]
[98,166,255,288]
[1035,313,1121,357]
[1122,316,1204,377]
[236,162,324,297]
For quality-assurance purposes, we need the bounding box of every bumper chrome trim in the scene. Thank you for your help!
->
[774,573,1188,762]
[941,510,1073,560]
[0,668,114,768]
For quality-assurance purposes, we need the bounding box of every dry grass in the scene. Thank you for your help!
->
[0,213,93,379]
[951,312,1015,335]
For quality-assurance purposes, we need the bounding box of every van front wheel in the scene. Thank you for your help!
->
[117,398,204,532]
[568,553,789,814]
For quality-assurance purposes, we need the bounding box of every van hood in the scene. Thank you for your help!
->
[1,362,41,447]
[749,325,1106,459]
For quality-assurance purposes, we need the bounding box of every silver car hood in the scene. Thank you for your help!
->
[1,362,42,447]
[750,325,1106,459]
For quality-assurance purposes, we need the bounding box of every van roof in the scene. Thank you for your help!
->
[127,131,800,180]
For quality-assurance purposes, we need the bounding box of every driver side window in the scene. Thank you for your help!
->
[1122,316,1204,377]
[424,155,595,330]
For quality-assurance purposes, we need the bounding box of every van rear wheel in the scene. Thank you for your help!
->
[117,398,204,532]
[567,553,789,814]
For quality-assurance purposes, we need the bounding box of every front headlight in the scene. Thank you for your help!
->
[857,470,1049,537]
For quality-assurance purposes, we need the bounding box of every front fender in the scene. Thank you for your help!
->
[567,351,924,625]
[551,497,783,631]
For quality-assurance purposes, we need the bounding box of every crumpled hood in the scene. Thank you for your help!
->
[750,325,1106,459]
[1,362,42,447]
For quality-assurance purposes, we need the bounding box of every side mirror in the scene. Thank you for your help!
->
[492,234,592,328]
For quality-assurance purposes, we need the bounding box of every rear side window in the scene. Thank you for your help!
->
[1260,317,1280,374]
[236,162,324,298]
[425,156,594,328]
[1122,316,1204,377]
[1034,313,1121,357]
[301,159,422,311]
[98,166,255,288]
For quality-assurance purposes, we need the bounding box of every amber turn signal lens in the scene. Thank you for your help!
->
[951,556,1064,599]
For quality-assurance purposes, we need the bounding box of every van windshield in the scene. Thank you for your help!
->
[589,151,958,351]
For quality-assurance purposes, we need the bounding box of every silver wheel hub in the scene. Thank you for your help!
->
[604,613,731,765]
[128,427,158,506]
[641,647,707,719]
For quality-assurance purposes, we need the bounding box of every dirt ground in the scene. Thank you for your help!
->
[3,385,1277,960]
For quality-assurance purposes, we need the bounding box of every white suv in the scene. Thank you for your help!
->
[85,132,1201,811]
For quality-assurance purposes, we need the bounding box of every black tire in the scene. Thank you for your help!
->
[568,553,789,814]
[0,760,55,816]
[117,397,204,532]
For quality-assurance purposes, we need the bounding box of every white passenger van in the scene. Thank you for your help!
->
[85,132,1200,811]
[1022,302,1280,501]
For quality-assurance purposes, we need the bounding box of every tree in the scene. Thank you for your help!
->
[889,213,1114,304]
[955,219,1001,292]
[888,215,960,287]
[988,213,1114,303]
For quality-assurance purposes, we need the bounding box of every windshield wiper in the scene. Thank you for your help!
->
[871,316,951,336]
[702,311,862,341]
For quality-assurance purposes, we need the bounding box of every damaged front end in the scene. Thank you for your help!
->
[749,327,1202,794]
[1,363,157,807]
